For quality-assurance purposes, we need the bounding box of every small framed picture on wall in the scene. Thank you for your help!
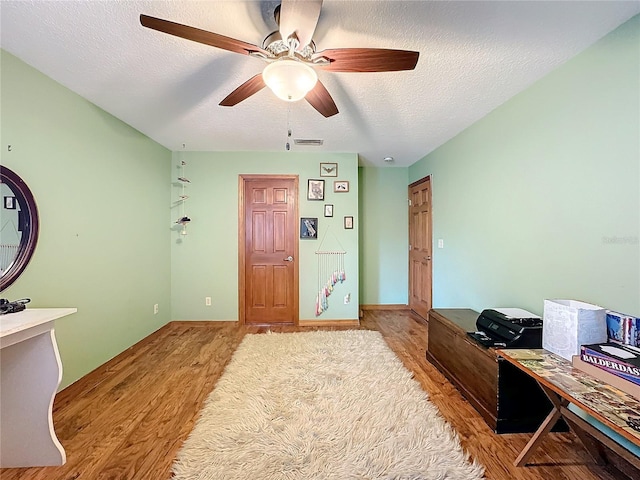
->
[320,162,338,177]
[334,181,349,193]
[324,204,334,217]
[300,217,318,239]
[3,196,16,210]
[307,179,325,201]
[344,216,354,229]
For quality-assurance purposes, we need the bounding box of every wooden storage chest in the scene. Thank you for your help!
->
[426,308,563,433]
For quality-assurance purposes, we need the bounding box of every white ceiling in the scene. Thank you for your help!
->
[1,1,638,167]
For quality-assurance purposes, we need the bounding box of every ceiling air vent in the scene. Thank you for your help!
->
[294,139,324,146]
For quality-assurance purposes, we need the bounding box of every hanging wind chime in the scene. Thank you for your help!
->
[315,251,347,316]
[314,226,348,317]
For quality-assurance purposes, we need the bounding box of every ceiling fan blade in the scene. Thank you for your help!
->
[140,14,269,57]
[279,0,323,50]
[219,74,267,107]
[313,48,419,72]
[305,80,338,118]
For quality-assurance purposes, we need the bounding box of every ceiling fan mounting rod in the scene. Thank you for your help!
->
[287,35,300,58]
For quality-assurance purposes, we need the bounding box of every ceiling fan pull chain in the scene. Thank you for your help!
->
[285,104,292,151]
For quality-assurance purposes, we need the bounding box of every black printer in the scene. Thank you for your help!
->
[467,308,543,349]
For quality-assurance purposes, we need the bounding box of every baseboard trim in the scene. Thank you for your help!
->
[360,304,410,311]
[298,319,360,327]
[169,320,238,326]
[359,304,410,318]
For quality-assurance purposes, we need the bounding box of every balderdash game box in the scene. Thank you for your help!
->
[580,342,640,387]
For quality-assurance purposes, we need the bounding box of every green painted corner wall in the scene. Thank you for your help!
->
[358,167,409,305]
[408,15,640,318]
[170,151,359,321]
[1,50,172,389]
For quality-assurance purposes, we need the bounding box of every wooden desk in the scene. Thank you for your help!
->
[498,349,640,470]
[0,308,76,467]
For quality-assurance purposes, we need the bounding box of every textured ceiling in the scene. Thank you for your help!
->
[1,1,638,167]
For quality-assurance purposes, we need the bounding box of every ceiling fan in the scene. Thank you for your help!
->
[140,0,419,118]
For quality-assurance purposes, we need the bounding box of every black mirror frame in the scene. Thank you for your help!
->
[0,166,39,291]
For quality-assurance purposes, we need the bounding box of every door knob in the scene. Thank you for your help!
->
[424,256,431,261]
[284,256,294,262]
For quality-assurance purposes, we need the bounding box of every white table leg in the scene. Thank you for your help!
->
[0,329,66,467]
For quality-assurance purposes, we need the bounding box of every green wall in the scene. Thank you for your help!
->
[1,51,172,389]
[358,166,409,305]
[409,15,640,318]
[170,151,359,321]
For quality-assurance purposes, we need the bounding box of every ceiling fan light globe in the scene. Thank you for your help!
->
[263,59,318,102]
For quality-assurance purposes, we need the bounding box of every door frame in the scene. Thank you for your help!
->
[238,174,299,325]
[408,175,433,319]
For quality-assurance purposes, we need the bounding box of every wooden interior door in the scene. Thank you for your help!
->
[409,176,432,319]
[239,175,298,325]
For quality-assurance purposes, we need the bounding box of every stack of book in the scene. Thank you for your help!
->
[572,342,640,400]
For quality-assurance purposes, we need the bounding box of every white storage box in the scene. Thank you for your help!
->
[542,299,607,361]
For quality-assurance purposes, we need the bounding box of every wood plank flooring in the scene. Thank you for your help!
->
[0,310,628,479]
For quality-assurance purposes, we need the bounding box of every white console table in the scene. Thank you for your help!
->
[0,308,76,468]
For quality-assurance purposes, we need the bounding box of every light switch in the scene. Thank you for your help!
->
[438,239,444,249]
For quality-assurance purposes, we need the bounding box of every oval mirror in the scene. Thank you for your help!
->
[0,166,39,291]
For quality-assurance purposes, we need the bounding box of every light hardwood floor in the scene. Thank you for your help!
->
[0,310,628,479]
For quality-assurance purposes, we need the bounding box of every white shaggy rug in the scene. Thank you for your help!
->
[172,330,484,480]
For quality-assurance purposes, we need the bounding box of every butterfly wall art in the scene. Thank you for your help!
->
[320,163,338,177]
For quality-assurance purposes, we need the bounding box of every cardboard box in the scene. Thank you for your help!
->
[542,299,606,361]
[572,355,640,400]
[606,311,640,347]
[580,343,640,387]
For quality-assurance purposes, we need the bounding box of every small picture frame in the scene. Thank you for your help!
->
[300,217,318,239]
[324,204,334,217]
[3,196,16,210]
[344,216,354,229]
[320,162,338,177]
[307,179,325,201]
[334,180,349,193]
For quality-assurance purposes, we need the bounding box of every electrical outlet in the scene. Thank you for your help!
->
[205,296,212,306]
[344,293,351,305]
[153,304,159,315]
